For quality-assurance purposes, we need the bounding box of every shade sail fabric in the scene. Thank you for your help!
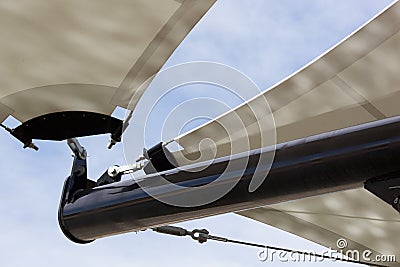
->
[173,0,400,160]
[238,188,400,266]
[0,0,215,123]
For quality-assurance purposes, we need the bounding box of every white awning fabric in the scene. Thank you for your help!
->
[174,0,400,158]
[0,0,215,123]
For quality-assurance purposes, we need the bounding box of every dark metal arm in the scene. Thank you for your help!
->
[58,116,400,243]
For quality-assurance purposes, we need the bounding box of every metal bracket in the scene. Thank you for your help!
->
[58,142,95,244]
[107,162,146,177]
[1,123,38,150]
[142,142,177,174]
[2,111,123,151]
[107,109,133,149]
[365,172,400,212]
[96,162,146,186]
[61,140,95,203]
[67,138,87,160]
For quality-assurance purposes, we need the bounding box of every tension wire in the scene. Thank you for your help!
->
[152,225,388,267]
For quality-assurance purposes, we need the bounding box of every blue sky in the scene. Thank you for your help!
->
[0,1,394,266]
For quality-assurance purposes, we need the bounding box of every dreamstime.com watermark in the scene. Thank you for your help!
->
[257,238,396,264]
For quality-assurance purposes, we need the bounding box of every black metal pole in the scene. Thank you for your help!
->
[59,117,400,243]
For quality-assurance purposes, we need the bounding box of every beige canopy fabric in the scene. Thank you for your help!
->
[0,0,215,123]
[239,188,400,266]
[171,1,400,264]
[174,0,400,158]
